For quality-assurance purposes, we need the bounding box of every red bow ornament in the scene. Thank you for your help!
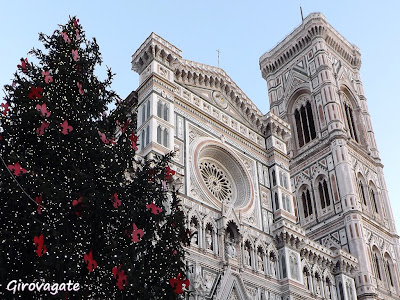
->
[34,234,47,257]
[146,203,163,215]
[83,250,98,272]
[28,87,43,100]
[8,162,27,176]
[60,120,73,135]
[169,273,189,294]
[41,70,53,84]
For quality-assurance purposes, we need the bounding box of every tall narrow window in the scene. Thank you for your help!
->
[163,128,169,147]
[369,187,378,213]
[164,105,169,121]
[301,188,313,218]
[343,100,358,142]
[318,179,331,209]
[294,100,316,148]
[306,190,313,217]
[142,104,146,125]
[358,180,367,206]
[373,252,382,280]
[285,196,291,213]
[385,260,394,287]
[145,125,150,145]
[146,101,150,119]
[295,110,304,147]
[157,100,169,121]
[157,101,162,118]
[141,129,145,150]
[272,170,277,186]
[275,193,279,210]
[157,126,162,144]
[156,126,169,148]
[302,192,308,218]
[300,106,310,143]
[306,102,317,139]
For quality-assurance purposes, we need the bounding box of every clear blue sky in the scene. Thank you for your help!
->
[1,1,399,230]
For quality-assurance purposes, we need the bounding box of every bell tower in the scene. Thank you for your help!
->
[260,13,400,299]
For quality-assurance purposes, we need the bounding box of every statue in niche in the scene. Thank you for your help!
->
[258,252,264,271]
[205,227,213,251]
[190,221,198,246]
[226,237,237,259]
[270,258,276,277]
[244,246,251,265]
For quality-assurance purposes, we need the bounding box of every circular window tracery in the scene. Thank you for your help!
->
[191,139,253,211]
[199,161,232,202]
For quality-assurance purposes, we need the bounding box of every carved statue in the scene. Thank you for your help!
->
[205,229,213,250]
[258,252,264,271]
[226,238,237,258]
[190,222,198,246]
[270,259,276,277]
[244,246,250,265]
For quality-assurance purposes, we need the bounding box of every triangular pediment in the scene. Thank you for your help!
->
[284,68,309,99]
[174,59,264,132]
[216,268,249,300]
[181,84,257,129]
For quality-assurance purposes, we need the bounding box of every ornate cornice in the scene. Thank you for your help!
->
[131,32,182,73]
[259,13,362,78]
[132,33,267,134]
[175,59,265,133]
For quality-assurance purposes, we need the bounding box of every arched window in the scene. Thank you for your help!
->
[318,178,331,209]
[157,100,169,121]
[147,100,151,119]
[156,125,169,148]
[145,125,150,145]
[372,247,382,281]
[294,100,317,147]
[141,100,151,126]
[368,184,378,213]
[142,104,146,125]
[283,174,288,189]
[141,129,145,150]
[343,98,358,142]
[157,126,162,144]
[163,128,168,147]
[272,169,277,186]
[140,125,150,150]
[274,193,279,210]
[358,179,367,206]
[384,254,395,287]
[301,188,313,218]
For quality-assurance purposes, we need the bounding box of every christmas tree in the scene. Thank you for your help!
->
[0,17,189,299]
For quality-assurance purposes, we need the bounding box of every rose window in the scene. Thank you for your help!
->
[191,140,253,210]
[200,161,232,202]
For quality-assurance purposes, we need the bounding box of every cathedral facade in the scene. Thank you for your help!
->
[130,13,400,300]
